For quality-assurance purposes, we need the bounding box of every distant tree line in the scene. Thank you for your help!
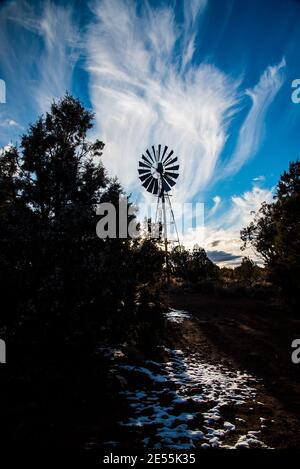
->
[169,245,265,292]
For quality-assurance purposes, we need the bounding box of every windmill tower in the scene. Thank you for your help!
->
[138,145,180,283]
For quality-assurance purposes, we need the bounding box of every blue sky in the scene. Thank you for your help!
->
[1,0,300,265]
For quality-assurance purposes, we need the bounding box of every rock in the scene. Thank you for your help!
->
[224,421,236,431]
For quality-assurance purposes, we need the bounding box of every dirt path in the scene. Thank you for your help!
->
[165,310,300,449]
[98,308,300,449]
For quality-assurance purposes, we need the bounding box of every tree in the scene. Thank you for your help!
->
[0,94,164,337]
[169,245,190,279]
[234,257,260,287]
[241,160,300,300]
[189,244,219,283]
[169,244,219,284]
[0,94,167,450]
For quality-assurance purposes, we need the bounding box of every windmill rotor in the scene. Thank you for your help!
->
[138,145,179,196]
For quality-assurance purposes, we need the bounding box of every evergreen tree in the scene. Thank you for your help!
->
[0,94,164,339]
[241,160,300,301]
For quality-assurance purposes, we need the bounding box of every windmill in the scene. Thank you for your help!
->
[138,145,180,283]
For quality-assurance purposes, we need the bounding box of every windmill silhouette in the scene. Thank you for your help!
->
[138,145,181,283]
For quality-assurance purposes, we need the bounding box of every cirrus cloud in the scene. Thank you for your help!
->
[85,0,240,203]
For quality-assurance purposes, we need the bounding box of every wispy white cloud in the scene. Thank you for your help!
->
[223,59,286,176]
[181,0,207,72]
[253,175,266,182]
[32,2,80,112]
[209,195,221,216]
[0,0,79,144]
[86,0,239,203]
[0,118,20,127]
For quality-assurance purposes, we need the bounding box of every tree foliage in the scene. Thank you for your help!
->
[170,244,219,283]
[233,257,261,287]
[241,160,300,300]
[0,95,164,338]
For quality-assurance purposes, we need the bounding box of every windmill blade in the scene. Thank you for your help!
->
[157,144,161,161]
[162,150,174,164]
[152,145,157,161]
[139,161,152,169]
[164,171,179,180]
[162,178,171,192]
[139,172,153,182]
[164,164,179,172]
[161,145,168,161]
[141,175,153,190]
[146,149,155,163]
[147,177,156,194]
[164,156,178,167]
[162,173,177,187]
[142,155,152,166]
[138,168,151,176]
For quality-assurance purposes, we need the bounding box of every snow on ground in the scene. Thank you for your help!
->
[164,309,192,323]
[100,309,271,449]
